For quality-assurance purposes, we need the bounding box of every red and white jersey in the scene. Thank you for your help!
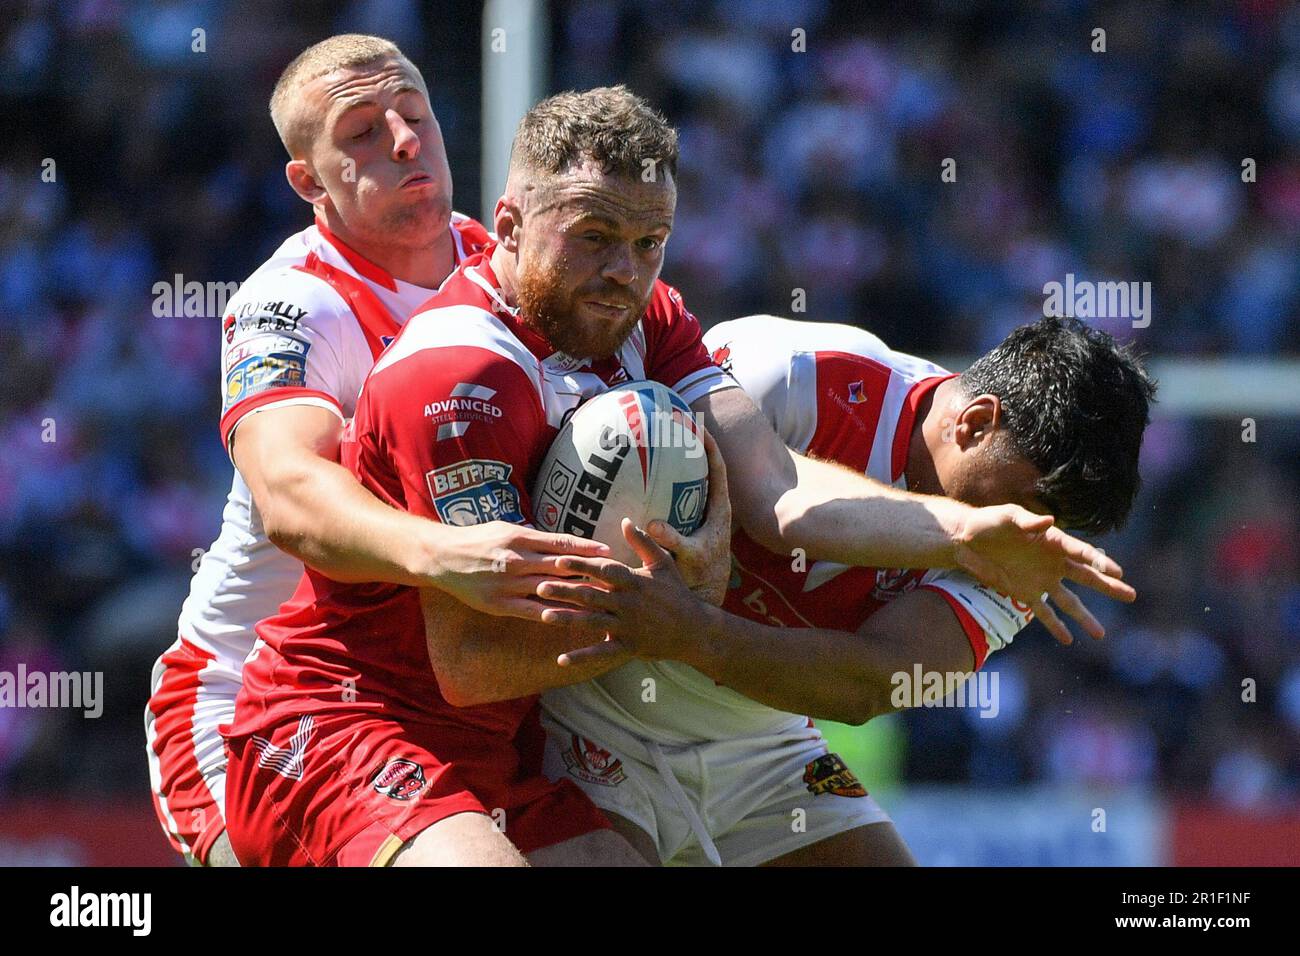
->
[709,314,1033,664]
[229,250,737,739]
[174,214,491,683]
[544,315,1032,744]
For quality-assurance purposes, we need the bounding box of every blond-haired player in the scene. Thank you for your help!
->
[144,35,613,866]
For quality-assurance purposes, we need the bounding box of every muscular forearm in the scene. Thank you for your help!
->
[423,589,630,707]
[681,604,898,725]
[682,591,977,726]
[257,452,441,585]
[772,453,970,570]
[695,389,969,572]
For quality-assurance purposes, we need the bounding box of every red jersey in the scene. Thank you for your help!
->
[228,249,736,742]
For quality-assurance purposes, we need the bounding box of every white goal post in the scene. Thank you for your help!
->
[933,357,1300,417]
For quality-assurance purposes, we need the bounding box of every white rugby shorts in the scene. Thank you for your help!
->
[539,708,890,866]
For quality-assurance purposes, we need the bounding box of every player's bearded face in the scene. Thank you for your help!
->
[516,250,650,359]
[514,171,673,360]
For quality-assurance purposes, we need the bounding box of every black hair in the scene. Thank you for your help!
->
[959,317,1157,534]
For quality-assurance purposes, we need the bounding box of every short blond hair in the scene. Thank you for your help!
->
[269,34,417,156]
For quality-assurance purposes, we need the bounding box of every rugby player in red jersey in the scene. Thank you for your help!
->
[225,85,1136,866]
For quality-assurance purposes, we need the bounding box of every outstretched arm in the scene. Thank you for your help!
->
[689,387,1133,641]
[542,522,1074,724]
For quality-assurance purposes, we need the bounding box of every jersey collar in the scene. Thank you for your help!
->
[462,250,517,318]
[891,373,958,484]
[314,217,399,292]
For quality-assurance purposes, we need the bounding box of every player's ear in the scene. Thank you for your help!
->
[953,394,1000,450]
[285,159,328,207]
[493,196,521,252]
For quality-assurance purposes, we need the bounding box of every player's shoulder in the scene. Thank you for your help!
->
[360,297,545,437]
[643,279,694,325]
[224,234,360,340]
[704,314,886,360]
[706,315,948,381]
[371,271,539,389]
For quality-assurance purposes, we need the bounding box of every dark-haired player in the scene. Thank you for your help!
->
[539,313,1156,866]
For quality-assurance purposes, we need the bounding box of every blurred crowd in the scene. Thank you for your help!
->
[1,0,1298,807]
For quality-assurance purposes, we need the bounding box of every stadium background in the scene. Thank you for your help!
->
[1,0,1298,865]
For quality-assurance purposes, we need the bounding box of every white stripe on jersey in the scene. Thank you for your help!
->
[372,304,560,426]
[620,324,649,379]
[784,351,820,454]
[672,363,733,407]
[868,372,909,480]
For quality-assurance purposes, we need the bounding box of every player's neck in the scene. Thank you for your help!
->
[905,379,949,497]
[318,213,455,289]
[488,243,520,307]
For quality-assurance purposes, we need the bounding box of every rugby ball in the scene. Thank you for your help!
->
[532,382,708,566]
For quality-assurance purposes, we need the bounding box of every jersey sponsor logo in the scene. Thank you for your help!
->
[224,300,309,340]
[544,352,593,374]
[802,753,867,798]
[370,758,426,801]
[229,298,310,325]
[224,333,308,368]
[847,380,868,404]
[729,555,816,628]
[426,382,504,441]
[426,459,524,526]
[223,346,310,408]
[562,735,627,787]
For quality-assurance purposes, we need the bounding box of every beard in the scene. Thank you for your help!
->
[516,256,647,360]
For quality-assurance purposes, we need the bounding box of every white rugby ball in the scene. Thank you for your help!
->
[532,381,709,566]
